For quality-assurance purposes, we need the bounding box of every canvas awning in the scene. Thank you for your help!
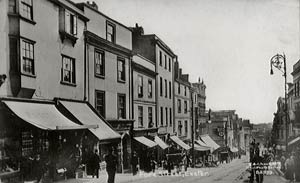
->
[200,134,220,151]
[230,147,239,153]
[194,144,210,151]
[3,100,86,130]
[134,136,157,148]
[170,136,191,150]
[154,136,168,149]
[196,139,210,148]
[288,136,300,146]
[58,100,121,141]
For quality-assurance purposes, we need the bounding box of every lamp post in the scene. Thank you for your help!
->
[270,53,288,151]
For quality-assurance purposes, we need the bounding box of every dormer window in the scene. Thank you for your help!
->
[65,10,77,35]
[59,8,78,46]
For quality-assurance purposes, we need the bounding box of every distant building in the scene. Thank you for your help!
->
[209,110,236,149]
[242,119,252,152]
[191,78,207,137]
[271,97,287,148]
[174,60,191,141]
[131,54,157,136]
[77,2,134,172]
[291,60,300,136]
[131,24,177,139]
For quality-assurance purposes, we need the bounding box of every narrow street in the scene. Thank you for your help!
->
[58,155,293,183]
[59,156,249,183]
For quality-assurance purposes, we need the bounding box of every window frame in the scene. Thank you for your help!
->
[138,106,143,128]
[106,21,116,43]
[165,79,167,98]
[117,57,126,82]
[159,51,162,66]
[61,55,76,85]
[178,121,182,136]
[117,93,126,119]
[20,0,33,21]
[160,107,163,126]
[148,79,153,98]
[94,49,105,77]
[138,75,143,98]
[165,107,168,127]
[169,81,172,99]
[178,99,181,113]
[164,54,167,69]
[160,77,163,96]
[169,108,172,126]
[21,39,35,76]
[95,90,105,118]
[64,9,77,36]
[184,101,188,114]
[148,107,153,128]
[184,120,188,136]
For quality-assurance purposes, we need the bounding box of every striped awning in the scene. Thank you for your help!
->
[58,100,121,141]
[194,144,210,151]
[134,136,157,148]
[154,136,168,149]
[3,100,86,130]
[170,136,191,150]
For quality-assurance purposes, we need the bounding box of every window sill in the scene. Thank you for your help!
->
[117,79,126,84]
[20,16,36,25]
[7,12,19,17]
[21,73,36,78]
[59,31,78,46]
[95,74,105,79]
[60,81,77,87]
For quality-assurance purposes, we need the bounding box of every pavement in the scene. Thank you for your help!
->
[54,156,299,183]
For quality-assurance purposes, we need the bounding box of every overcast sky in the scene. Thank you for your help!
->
[75,0,300,124]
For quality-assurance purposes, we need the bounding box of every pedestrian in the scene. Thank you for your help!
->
[131,151,138,175]
[105,147,117,183]
[295,147,300,181]
[166,156,172,175]
[182,153,188,171]
[91,149,100,178]
[33,154,44,183]
[150,153,156,173]
[285,153,295,181]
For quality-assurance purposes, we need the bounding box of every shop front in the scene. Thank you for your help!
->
[133,136,157,172]
[55,99,122,174]
[193,141,210,166]
[0,98,91,182]
[107,119,134,173]
[199,134,220,163]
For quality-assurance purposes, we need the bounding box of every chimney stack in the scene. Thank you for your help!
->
[87,1,98,10]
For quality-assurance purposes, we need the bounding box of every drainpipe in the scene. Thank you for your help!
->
[84,35,87,101]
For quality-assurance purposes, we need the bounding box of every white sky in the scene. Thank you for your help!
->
[75,0,300,124]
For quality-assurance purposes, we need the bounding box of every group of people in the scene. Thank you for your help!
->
[279,148,300,182]
[82,147,117,183]
[249,140,271,183]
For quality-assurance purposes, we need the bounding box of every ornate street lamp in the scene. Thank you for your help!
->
[270,53,288,151]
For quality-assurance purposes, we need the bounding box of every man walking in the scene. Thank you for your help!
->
[131,151,138,175]
[105,147,117,183]
[92,149,100,178]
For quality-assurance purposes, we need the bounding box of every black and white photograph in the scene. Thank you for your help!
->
[0,0,300,182]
